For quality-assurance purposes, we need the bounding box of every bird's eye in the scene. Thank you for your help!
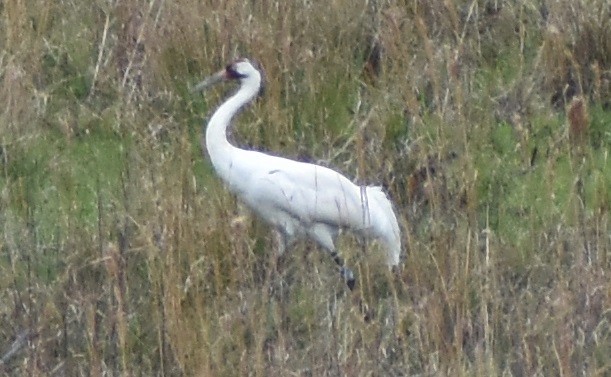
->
[225,64,246,80]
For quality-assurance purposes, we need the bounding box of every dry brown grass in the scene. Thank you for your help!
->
[0,0,610,376]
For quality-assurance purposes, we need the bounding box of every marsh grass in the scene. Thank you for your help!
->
[1,0,610,375]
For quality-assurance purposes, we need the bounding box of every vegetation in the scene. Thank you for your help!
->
[0,0,610,375]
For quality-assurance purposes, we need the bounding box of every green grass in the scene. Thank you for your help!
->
[0,0,610,375]
[2,130,125,238]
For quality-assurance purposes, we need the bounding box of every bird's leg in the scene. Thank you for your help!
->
[274,231,287,257]
[307,224,354,290]
[271,231,288,280]
[275,229,298,257]
[272,230,297,283]
[330,251,355,291]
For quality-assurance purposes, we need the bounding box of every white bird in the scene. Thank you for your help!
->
[193,58,401,289]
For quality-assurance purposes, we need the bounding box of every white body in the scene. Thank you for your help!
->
[203,60,401,267]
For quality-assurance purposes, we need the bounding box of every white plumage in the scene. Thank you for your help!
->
[194,58,401,289]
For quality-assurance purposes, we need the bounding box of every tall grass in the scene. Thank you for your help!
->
[0,0,610,375]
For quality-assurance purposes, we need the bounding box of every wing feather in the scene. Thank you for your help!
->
[242,163,365,229]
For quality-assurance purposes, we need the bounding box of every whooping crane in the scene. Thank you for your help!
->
[193,58,401,290]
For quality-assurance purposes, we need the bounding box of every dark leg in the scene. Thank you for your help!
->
[307,224,355,290]
[330,251,355,290]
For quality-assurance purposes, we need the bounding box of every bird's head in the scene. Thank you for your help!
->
[225,59,259,80]
[192,58,264,95]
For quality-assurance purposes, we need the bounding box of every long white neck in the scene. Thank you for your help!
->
[204,74,261,179]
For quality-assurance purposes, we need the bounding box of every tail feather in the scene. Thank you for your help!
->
[364,186,401,266]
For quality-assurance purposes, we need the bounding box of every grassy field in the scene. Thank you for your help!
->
[1,0,610,375]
